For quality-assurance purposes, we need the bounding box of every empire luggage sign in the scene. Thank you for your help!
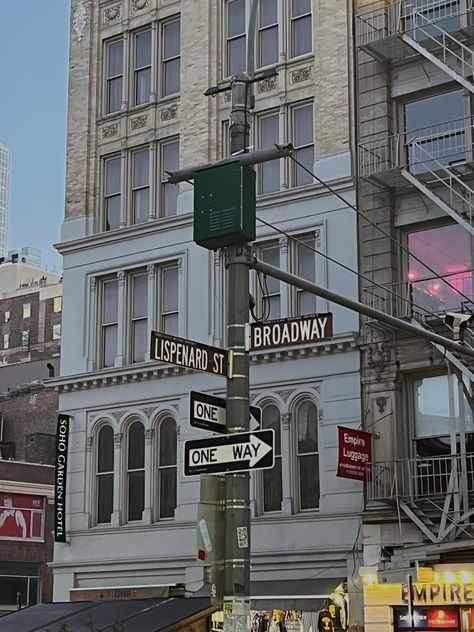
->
[250,313,333,351]
[151,331,228,377]
[336,426,372,482]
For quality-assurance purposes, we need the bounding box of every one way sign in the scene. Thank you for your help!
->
[190,391,261,434]
[184,430,274,476]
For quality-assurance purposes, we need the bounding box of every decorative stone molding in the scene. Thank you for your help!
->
[279,236,289,253]
[278,389,293,402]
[314,228,322,249]
[367,342,391,379]
[146,264,156,278]
[104,4,122,24]
[130,115,147,131]
[177,258,184,274]
[249,392,258,403]
[111,411,123,421]
[90,277,97,292]
[223,92,231,103]
[117,270,126,286]
[102,123,119,139]
[114,432,123,445]
[73,0,88,41]
[86,436,93,452]
[281,413,291,428]
[143,407,156,418]
[145,428,154,444]
[132,0,149,12]
[257,77,277,94]
[160,105,179,122]
[291,67,312,84]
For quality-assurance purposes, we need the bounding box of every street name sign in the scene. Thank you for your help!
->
[190,391,261,433]
[184,430,274,476]
[151,331,228,377]
[250,313,333,351]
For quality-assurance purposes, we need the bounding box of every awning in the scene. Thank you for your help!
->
[250,578,346,611]
[1,596,214,632]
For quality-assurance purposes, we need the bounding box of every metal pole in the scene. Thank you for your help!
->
[251,256,474,360]
[223,4,259,630]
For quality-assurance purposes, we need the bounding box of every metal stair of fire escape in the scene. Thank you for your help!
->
[402,10,474,94]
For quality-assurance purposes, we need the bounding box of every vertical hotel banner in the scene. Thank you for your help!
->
[336,426,372,482]
[55,414,71,542]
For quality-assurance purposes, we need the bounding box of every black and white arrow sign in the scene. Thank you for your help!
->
[190,391,261,434]
[184,430,274,476]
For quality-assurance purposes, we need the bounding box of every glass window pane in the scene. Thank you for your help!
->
[262,405,281,453]
[262,246,280,295]
[159,468,177,518]
[292,0,311,17]
[260,0,277,25]
[294,146,314,186]
[163,20,180,59]
[128,470,144,520]
[163,313,178,335]
[104,325,117,367]
[228,37,246,75]
[135,68,151,105]
[108,40,123,77]
[298,238,315,282]
[106,196,121,231]
[228,0,246,36]
[163,267,178,312]
[135,30,151,68]
[128,422,145,469]
[163,141,179,173]
[133,189,149,223]
[293,105,313,147]
[298,291,316,315]
[259,115,279,192]
[164,58,181,96]
[97,473,113,523]
[297,401,318,453]
[408,225,473,313]
[133,150,149,188]
[263,457,282,512]
[159,418,177,466]
[106,158,121,195]
[29,578,39,606]
[260,26,279,67]
[292,16,312,56]
[98,426,114,473]
[299,454,319,509]
[103,280,118,323]
[108,77,122,113]
[0,576,28,607]
[133,274,147,318]
[133,320,147,363]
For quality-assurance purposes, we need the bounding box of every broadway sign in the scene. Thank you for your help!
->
[250,313,333,351]
[55,413,71,543]
[336,426,372,482]
[151,331,228,377]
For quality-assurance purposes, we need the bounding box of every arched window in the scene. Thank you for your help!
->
[127,421,145,521]
[157,417,177,519]
[96,425,114,524]
[262,404,282,512]
[295,400,319,510]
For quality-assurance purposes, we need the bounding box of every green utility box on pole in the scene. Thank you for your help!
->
[193,161,256,250]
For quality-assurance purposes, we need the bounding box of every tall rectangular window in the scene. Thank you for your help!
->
[53,297,62,313]
[105,39,123,114]
[259,243,281,319]
[101,279,118,368]
[97,426,114,524]
[3,334,9,350]
[295,235,316,315]
[291,0,312,57]
[258,0,278,67]
[133,29,152,106]
[131,148,149,224]
[104,157,121,231]
[131,272,148,363]
[160,139,179,217]
[52,324,61,340]
[258,112,280,193]
[162,19,181,96]
[292,103,314,187]
[161,266,179,335]
[22,303,31,319]
[226,0,246,76]
[296,400,319,510]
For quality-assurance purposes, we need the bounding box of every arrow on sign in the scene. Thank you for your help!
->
[184,430,274,476]
[190,391,261,433]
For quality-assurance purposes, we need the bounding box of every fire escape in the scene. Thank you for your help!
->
[357,0,474,555]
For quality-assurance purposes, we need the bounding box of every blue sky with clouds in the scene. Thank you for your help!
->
[0,1,70,273]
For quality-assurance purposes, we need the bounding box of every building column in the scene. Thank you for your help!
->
[142,428,154,523]
[111,432,123,526]
[149,144,156,221]
[119,149,127,228]
[122,31,129,112]
[145,264,156,361]
[88,276,97,371]
[279,235,290,318]
[280,412,293,515]
[115,270,126,366]
[150,21,158,101]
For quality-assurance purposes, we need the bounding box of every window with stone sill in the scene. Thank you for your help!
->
[261,403,282,513]
[96,424,114,524]
[295,398,319,511]
[2,334,9,350]
[101,138,180,231]
[52,324,61,341]
[22,303,31,319]
[105,38,123,114]
[156,417,178,519]
[223,0,312,79]
[126,421,145,521]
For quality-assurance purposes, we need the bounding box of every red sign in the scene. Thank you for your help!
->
[0,493,44,540]
[427,608,458,628]
[337,426,372,482]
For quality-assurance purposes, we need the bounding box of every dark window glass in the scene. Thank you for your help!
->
[134,30,151,105]
[296,236,316,315]
[260,245,281,319]
[258,114,280,194]
[292,104,314,186]
[291,0,312,57]
[97,426,114,524]
[258,0,278,67]
[105,157,121,231]
[227,0,246,75]
[163,20,181,96]
[158,417,177,519]
[128,422,145,521]
[106,40,123,114]
[296,400,319,510]
[262,405,282,512]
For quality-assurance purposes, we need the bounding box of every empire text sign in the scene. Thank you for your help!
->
[190,391,261,433]
[184,430,274,476]
[250,313,333,350]
[151,331,228,377]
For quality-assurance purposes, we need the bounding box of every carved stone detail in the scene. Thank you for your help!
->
[73,0,88,41]
[114,432,123,445]
[132,0,149,11]
[278,390,293,402]
[104,4,122,24]
[86,436,93,451]
[111,411,122,421]
[281,413,291,428]
[145,428,154,444]
[279,236,289,253]
[117,270,126,286]
[257,77,277,94]
[367,342,391,379]
[314,228,322,249]
[130,115,147,131]
[223,92,231,103]
[249,392,258,403]
[291,67,312,84]
[102,123,119,139]
[90,277,97,292]
[147,264,156,278]
[143,407,156,418]
[160,105,179,122]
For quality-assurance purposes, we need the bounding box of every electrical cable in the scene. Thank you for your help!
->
[286,151,474,308]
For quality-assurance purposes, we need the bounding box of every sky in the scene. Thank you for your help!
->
[0,1,70,273]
